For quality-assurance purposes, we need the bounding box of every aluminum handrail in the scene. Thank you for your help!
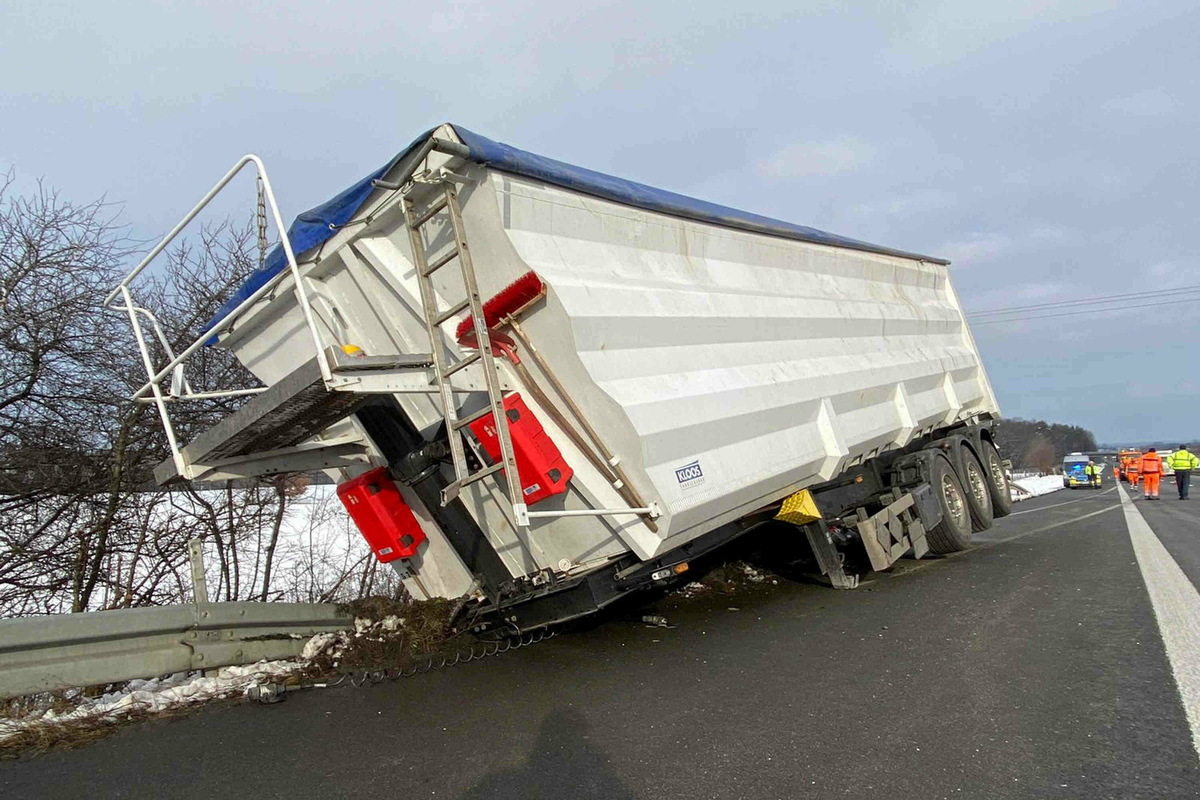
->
[128,305,192,396]
[110,138,470,405]
[136,387,269,404]
[106,155,332,403]
[104,155,338,480]
[125,259,301,401]
[105,138,465,481]
[120,283,187,476]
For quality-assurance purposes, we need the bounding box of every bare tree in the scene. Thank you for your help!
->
[0,177,262,614]
[0,176,399,617]
[0,172,138,613]
[0,171,131,495]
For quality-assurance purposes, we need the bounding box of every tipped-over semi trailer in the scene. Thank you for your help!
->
[109,123,1011,632]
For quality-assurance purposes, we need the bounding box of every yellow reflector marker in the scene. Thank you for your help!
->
[673,562,690,575]
[775,489,821,527]
[341,344,364,357]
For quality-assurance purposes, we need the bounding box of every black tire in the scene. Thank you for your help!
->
[980,441,1013,518]
[927,454,973,553]
[957,445,994,532]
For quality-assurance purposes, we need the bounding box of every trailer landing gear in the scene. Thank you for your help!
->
[801,521,859,589]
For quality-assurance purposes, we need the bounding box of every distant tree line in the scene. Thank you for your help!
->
[1099,440,1199,452]
[994,418,1098,473]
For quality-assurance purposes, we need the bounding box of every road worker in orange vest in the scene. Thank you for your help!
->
[1112,464,1120,483]
[1140,448,1163,500]
[1125,457,1140,492]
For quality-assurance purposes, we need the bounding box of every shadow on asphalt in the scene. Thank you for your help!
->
[456,708,635,800]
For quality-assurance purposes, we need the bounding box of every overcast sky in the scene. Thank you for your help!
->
[2,0,1196,444]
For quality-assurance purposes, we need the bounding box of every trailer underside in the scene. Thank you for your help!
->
[358,396,1009,632]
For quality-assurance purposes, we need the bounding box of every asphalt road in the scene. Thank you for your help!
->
[4,484,1199,799]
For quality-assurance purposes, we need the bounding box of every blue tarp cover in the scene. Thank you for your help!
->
[209,124,947,330]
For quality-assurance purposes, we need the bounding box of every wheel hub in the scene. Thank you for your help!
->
[941,474,966,526]
[966,461,988,504]
[988,455,1007,490]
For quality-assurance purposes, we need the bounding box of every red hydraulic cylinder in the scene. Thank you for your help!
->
[467,393,573,506]
[337,467,427,563]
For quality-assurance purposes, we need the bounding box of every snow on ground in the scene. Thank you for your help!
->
[0,616,406,744]
[0,659,304,743]
[1010,474,1067,502]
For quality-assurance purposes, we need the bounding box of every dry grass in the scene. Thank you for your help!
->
[0,693,232,761]
[317,596,461,672]
[2,690,85,722]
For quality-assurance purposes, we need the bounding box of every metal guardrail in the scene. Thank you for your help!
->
[0,601,352,700]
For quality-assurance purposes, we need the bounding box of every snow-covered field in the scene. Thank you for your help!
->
[1010,474,1067,501]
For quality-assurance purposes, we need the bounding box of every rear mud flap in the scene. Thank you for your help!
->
[854,490,931,572]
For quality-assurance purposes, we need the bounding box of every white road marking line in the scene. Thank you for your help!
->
[986,503,1119,545]
[884,502,1119,579]
[1118,482,1200,760]
[1008,487,1117,515]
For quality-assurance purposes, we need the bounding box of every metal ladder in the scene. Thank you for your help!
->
[403,181,527,522]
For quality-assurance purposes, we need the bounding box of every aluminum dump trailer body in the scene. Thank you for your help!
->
[210,124,999,602]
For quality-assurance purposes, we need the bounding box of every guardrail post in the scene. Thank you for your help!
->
[188,538,209,606]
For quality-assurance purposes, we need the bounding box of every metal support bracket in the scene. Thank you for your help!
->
[189,436,373,481]
[524,502,662,521]
[803,521,860,590]
[325,369,516,395]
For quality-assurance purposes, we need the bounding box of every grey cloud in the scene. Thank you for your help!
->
[1,0,1197,441]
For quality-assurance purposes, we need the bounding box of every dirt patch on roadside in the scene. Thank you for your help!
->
[0,699,227,760]
[311,596,462,673]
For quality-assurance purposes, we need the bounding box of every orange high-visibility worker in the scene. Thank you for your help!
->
[1120,449,1143,487]
[1112,464,1120,482]
[1140,448,1163,500]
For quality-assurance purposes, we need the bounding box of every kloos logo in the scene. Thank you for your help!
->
[674,460,704,487]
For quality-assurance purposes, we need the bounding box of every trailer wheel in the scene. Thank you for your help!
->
[980,441,1012,518]
[958,446,994,532]
[927,454,973,553]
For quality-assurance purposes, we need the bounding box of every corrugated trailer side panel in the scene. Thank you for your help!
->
[487,172,997,554]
